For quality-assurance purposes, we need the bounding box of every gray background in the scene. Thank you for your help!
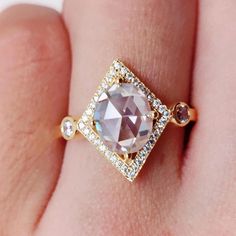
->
[0,0,62,11]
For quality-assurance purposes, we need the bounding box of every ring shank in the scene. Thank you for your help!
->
[189,107,197,121]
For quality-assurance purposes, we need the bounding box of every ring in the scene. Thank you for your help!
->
[60,60,197,181]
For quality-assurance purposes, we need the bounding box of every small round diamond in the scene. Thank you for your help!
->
[99,144,106,152]
[120,67,127,76]
[93,138,100,146]
[125,73,134,82]
[135,157,143,166]
[101,81,108,89]
[86,108,93,116]
[106,74,113,83]
[147,93,154,101]
[153,99,161,109]
[158,105,167,114]
[105,150,112,158]
[163,110,170,118]
[158,120,165,128]
[61,117,76,140]
[84,128,90,135]
[121,164,128,174]
[89,133,96,141]
[77,121,85,130]
[110,154,117,164]
[113,61,121,70]
[115,160,122,168]
[110,68,116,76]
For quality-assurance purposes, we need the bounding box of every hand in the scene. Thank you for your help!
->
[0,1,235,235]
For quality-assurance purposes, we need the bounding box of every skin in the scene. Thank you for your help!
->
[0,1,235,235]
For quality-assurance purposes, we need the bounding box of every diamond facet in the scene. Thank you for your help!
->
[94,83,153,154]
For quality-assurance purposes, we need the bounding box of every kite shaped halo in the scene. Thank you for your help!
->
[74,60,170,181]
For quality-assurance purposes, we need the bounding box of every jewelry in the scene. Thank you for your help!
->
[60,60,197,181]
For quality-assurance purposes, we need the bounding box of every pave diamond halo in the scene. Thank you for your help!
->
[60,60,197,181]
[75,60,170,181]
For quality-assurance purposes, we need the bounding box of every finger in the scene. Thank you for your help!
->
[0,5,70,235]
[175,0,236,235]
[37,0,196,235]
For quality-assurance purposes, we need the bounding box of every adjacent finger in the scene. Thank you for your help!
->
[175,0,236,235]
[0,5,70,235]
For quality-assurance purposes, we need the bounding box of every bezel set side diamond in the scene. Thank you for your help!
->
[60,116,77,141]
[73,60,171,181]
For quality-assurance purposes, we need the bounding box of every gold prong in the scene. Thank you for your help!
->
[114,76,124,84]
[124,153,129,160]
[91,120,96,127]
[115,77,120,84]
[146,111,158,119]
[123,153,133,165]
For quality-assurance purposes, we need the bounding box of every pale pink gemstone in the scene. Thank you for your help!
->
[94,83,153,154]
[174,103,190,124]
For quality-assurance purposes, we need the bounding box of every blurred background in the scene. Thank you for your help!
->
[0,0,62,11]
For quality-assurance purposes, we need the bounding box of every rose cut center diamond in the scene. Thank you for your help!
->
[94,83,153,154]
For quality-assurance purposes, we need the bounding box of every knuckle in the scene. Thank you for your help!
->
[0,6,68,73]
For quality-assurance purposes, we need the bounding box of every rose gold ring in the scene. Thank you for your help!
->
[60,60,197,181]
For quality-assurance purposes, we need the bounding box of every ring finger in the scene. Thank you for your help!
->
[37,1,197,235]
